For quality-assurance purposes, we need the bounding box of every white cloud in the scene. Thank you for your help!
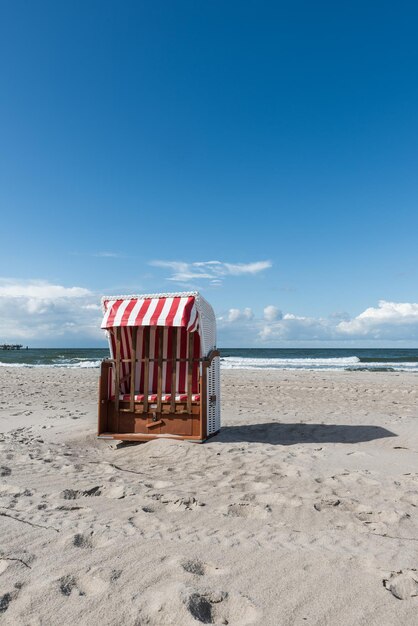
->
[150,259,272,285]
[222,261,272,275]
[227,308,241,322]
[227,307,254,322]
[337,300,418,338]
[263,305,282,322]
[0,280,90,299]
[243,307,254,320]
[221,302,329,340]
[218,299,418,344]
[259,315,332,341]
[0,279,101,343]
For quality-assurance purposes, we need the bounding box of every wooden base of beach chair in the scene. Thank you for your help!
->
[97,356,219,443]
[97,432,220,443]
[99,404,203,441]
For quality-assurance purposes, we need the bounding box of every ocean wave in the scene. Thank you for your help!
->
[220,356,418,372]
[221,356,360,370]
[0,360,102,369]
[346,362,418,372]
[358,356,418,363]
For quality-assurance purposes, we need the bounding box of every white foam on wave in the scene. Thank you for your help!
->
[221,356,361,370]
[220,356,418,372]
[347,361,418,372]
[0,360,102,369]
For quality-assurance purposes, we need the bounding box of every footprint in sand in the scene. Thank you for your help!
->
[110,569,122,582]
[0,583,23,615]
[105,485,126,499]
[182,588,260,625]
[226,502,272,519]
[354,506,409,532]
[185,589,228,624]
[58,571,109,597]
[61,486,102,499]
[56,504,85,511]
[0,592,13,614]
[313,498,341,511]
[161,496,205,511]
[59,574,78,597]
[181,559,226,577]
[182,559,206,576]
[73,532,94,548]
[384,570,418,599]
[141,505,155,513]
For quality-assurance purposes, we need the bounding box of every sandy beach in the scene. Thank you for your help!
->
[1,367,417,625]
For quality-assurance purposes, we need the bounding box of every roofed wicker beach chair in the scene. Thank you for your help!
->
[98,292,220,442]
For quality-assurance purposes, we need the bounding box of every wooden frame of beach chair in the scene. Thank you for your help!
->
[98,292,221,442]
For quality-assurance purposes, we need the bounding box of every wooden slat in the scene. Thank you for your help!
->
[98,360,110,436]
[146,419,163,429]
[157,327,163,413]
[114,328,121,425]
[143,327,150,414]
[187,332,193,415]
[129,327,137,412]
[171,327,177,413]
[200,363,208,441]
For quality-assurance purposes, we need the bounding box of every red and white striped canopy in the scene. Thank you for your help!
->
[101,295,198,332]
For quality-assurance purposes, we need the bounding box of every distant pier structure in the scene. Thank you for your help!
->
[1,344,26,350]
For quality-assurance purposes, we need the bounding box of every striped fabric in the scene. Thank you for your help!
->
[102,295,198,331]
[117,394,200,402]
[108,326,201,397]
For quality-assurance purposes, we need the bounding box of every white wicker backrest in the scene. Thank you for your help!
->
[194,293,217,356]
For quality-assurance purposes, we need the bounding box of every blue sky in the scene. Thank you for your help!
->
[1,1,418,347]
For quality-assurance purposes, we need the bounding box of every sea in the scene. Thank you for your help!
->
[1,348,418,373]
